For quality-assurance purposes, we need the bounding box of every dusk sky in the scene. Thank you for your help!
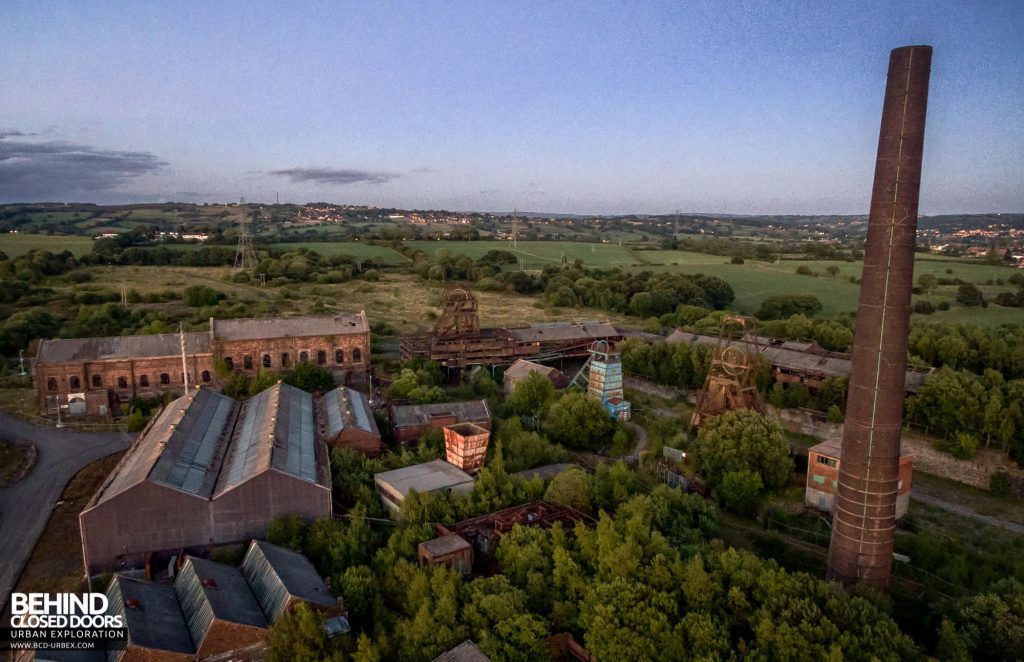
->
[1,1,1021,214]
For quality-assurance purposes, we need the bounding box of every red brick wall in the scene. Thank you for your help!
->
[217,332,369,385]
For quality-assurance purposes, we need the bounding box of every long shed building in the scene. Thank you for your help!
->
[80,383,332,575]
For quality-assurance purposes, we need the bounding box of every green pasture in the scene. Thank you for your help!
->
[0,233,95,257]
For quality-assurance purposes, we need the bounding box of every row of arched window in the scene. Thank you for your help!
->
[222,347,361,372]
[46,371,211,392]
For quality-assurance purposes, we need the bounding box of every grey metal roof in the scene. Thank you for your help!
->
[507,321,619,343]
[96,389,235,504]
[392,399,491,429]
[213,313,367,341]
[241,540,336,622]
[36,331,210,364]
[433,640,491,662]
[175,556,267,646]
[374,460,475,498]
[420,534,471,557]
[216,383,329,495]
[106,575,194,656]
[322,386,379,438]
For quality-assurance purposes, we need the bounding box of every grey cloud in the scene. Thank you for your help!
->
[0,133,167,201]
[268,167,397,185]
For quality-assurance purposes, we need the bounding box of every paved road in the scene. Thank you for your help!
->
[0,411,132,612]
[911,491,1024,535]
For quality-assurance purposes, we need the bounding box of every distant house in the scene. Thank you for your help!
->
[373,460,475,513]
[391,400,491,444]
[502,359,569,395]
[318,386,381,455]
[805,438,913,518]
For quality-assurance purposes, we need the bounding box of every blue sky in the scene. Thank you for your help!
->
[1,1,1021,214]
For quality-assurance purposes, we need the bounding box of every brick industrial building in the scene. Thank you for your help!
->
[391,399,491,444]
[34,312,370,417]
[80,383,332,574]
[806,437,913,518]
[103,540,343,661]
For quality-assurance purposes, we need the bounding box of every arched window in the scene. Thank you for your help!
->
[243,355,253,370]
[317,350,326,365]
[335,349,344,364]
[353,348,362,362]
[281,353,290,367]
[223,356,234,370]
[139,374,149,387]
[47,377,58,392]
[117,376,128,389]
[201,370,211,383]
[69,376,81,390]
[91,374,102,388]
[299,351,309,363]
[263,354,272,368]
[160,373,170,385]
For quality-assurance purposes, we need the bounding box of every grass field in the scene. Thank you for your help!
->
[270,242,410,264]
[0,233,95,257]
[0,441,30,488]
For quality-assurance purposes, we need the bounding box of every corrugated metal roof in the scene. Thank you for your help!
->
[97,389,235,504]
[322,386,379,438]
[106,575,194,656]
[241,540,336,623]
[374,459,475,498]
[37,331,210,364]
[420,534,471,557]
[216,383,327,495]
[213,313,367,341]
[175,556,267,646]
[392,400,491,429]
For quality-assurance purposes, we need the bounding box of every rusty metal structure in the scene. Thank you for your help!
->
[400,287,622,370]
[434,287,481,337]
[827,45,932,588]
[689,315,765,428]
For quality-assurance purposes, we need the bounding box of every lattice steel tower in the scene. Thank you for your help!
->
[233,198,258,270]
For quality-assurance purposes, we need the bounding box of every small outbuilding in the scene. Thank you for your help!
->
[418,534,473,577]
[391,400,491,444]
[502,359,568,395]
[374,460,475,513]
[318,386,381,456]
[806,437,913,518]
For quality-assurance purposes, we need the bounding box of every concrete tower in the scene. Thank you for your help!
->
[827,45,932,587]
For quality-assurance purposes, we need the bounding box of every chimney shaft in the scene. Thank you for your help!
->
[827,45,932,588]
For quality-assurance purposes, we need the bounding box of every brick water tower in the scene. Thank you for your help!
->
[444,422,490,473]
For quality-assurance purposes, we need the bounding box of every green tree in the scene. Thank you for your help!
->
[957,282,986,307]
[543,466,593,513]
[718,470,763,514]
[183,284,224,307]
[284,361,334,393]
[938,579,1024,661]
[544,392,614,450]
[266,602,342,662]
[756,293,823,320]
[266,514,306,551]
[507,371,556,416]
[918,273,938,294]
[462,576,551,661]
[694,410,793,492]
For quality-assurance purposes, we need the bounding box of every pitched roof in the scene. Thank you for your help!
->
[175,556,267,646]
[321,386,379,439]
[95,388,236,504]
[392,400,491,429]
[107,576,194,655]
[36,331,210,364]
[420,534,471,557]
[374,460,475,498]
[504,359,560,380]
[433,640,491,662]
[241,540,336,622]
[216,383,327,495]
[213,313,367,341]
